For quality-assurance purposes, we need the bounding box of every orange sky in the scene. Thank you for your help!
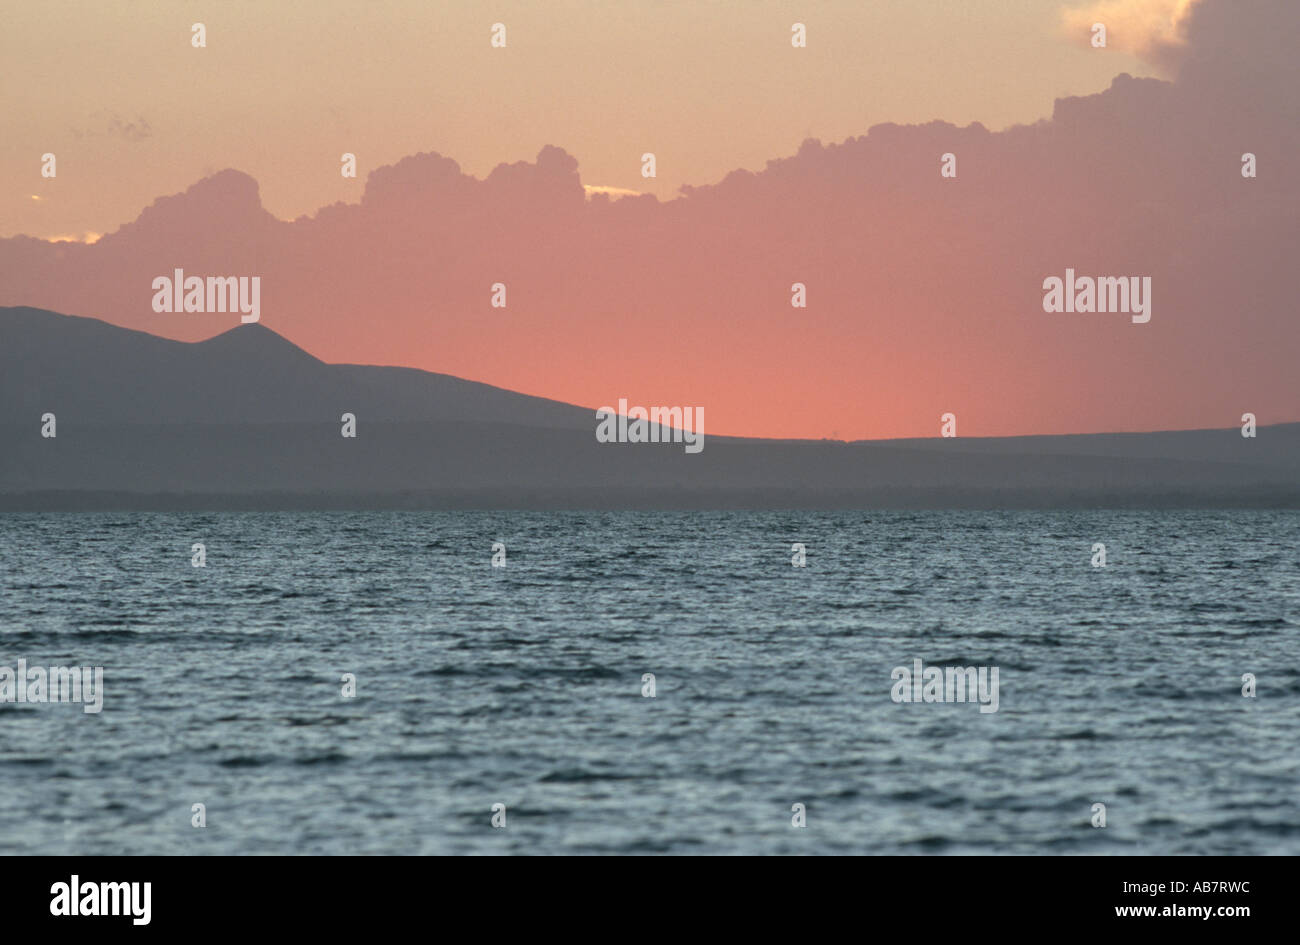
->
[3,0,1295,441]
[3,0,1165,241]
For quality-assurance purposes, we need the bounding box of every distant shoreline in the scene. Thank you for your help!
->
[4,489,1298,512]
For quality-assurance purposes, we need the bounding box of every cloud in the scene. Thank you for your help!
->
[2,0,1295,439]
[1060,0,1198,68]
[70,113,152,142]
[107,115,152,141]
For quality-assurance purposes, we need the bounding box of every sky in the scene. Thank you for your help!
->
[2,0,1167,241]
[2,0,1296,440]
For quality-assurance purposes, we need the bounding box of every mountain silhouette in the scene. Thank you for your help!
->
[2,306,1298,509]
[0,306,593,428]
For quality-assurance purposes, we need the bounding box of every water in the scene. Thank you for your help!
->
[0,510,1297,855]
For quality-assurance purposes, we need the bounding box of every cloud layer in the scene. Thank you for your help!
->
[2,0,1295,439]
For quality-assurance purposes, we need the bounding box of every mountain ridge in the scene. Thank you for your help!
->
[2,306,1298,509]
[0,306,595,429]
